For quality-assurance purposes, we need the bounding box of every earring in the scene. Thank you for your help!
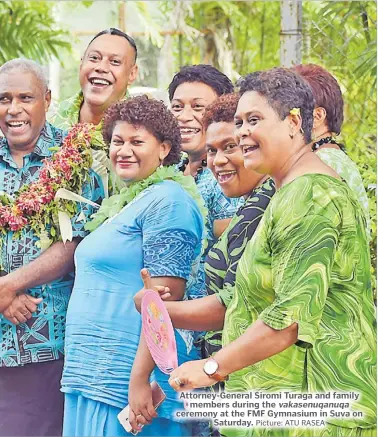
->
[289,132,294,139]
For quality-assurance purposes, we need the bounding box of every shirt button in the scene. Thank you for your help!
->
[16,329,21,334]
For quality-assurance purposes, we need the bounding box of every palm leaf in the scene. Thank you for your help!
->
[0,0,71,65]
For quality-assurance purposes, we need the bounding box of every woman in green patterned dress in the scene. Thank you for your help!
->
[168,68,376,437]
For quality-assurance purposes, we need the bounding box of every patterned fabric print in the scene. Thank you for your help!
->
[200,178,276,359]
[141,187,205,353]
[0,122,105,367]
[316,148,371,238]
[193,167,240,300]
[222,175,376,437]
[144,229,197,279]
[195,168,240,255]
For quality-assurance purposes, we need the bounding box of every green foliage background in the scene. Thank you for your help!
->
[0,0,71,64]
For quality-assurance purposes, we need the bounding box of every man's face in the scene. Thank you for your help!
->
[0,71,50,150]
[79,34,138,111]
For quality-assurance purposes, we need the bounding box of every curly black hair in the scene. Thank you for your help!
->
[103,95,181,166]
[202,93,240,131]
[168,64,234,101]
[237,68,315,144]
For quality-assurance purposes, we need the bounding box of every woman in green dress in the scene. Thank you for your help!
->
[168,68,376,437]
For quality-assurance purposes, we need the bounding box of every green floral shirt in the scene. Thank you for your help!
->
[51,92,86,131]
[223,175,376,437]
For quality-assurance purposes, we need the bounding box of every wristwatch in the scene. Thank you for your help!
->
[203,358,229,382]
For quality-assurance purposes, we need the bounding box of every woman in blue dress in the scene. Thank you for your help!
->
[61,96,206,436]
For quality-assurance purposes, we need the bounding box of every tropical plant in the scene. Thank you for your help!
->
[0,0,71,64]
[159,1,280,80]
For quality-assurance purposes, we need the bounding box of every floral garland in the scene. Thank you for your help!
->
[85,165,208,232]
[0,123,106,246]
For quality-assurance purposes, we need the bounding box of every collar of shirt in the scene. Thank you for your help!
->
[0,121,65,168]
[52,90,130,132]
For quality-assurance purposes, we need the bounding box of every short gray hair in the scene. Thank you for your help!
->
[0,58,49,92]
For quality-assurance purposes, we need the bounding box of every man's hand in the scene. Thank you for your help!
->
[134,269,171,313]
[0,240,78,314]
[3,294,43,325]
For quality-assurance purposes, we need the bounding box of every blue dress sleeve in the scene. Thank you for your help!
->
[138,184,203,281]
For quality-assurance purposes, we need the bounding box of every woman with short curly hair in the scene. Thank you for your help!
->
[61,96,206,436]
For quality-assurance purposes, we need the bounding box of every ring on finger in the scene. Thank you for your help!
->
[174,377,183,386]
[21,310,29,316]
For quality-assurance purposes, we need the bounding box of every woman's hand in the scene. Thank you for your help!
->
[134,269,171,313]
[128,377,158,432]
[168,359,218,391]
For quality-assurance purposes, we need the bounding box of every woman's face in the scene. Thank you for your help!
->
[109,121,170,183]
[234,91,291,175]
[206,122,263,198]
[170,82,218,156]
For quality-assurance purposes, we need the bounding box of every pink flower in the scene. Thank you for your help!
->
[0,205,11,227]
[8,213,28,231]
[16,195,41,214]
[2,206,29,231]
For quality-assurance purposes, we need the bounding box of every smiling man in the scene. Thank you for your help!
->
[0,59,104,437]
[53,29,138,195]
[55,28,138,128]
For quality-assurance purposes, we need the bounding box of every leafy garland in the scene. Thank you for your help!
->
[0,123,106,246]
[85,165,208,232]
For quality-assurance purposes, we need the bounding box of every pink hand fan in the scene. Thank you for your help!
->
[141,290,178,374]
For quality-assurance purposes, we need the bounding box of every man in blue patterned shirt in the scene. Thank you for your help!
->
[0,59,104,436]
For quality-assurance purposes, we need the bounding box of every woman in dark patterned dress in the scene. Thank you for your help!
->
[135,93,275,356]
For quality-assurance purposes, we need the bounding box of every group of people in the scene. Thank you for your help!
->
[0,27,375,437]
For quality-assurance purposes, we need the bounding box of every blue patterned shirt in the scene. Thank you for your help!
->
[192,168,240,299]
[0,122,105,367]
[195,168,240,254]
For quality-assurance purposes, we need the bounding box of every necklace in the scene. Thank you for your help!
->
[194,158,207,181]
[178,152,207,179]
[312,136,346,153]
[85,165,208,232]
